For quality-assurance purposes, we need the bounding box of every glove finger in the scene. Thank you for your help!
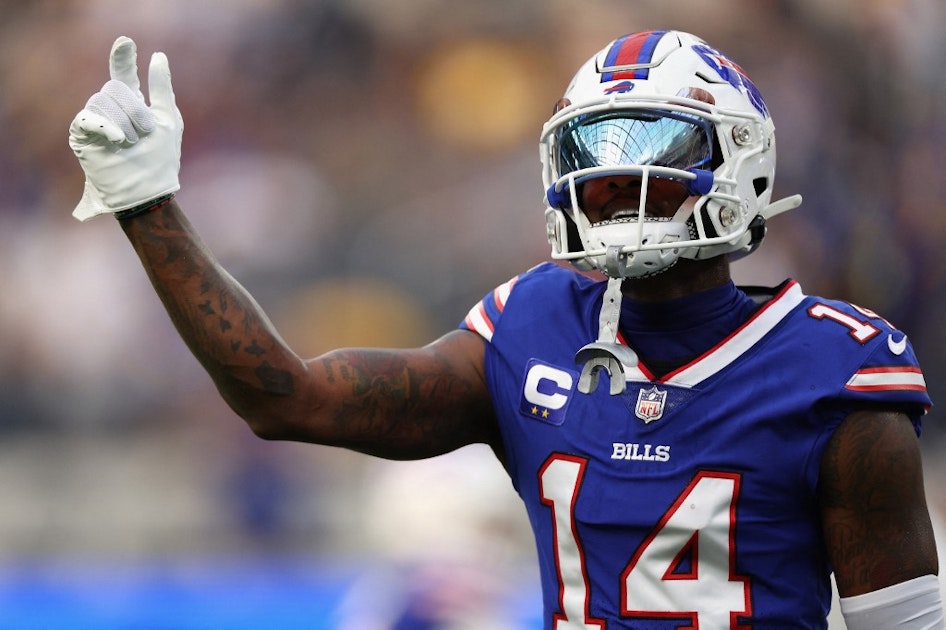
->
[147,52,178,118]
[84,89,139,143]
[102,79,156,134]
[70,109,126,144]
[83,81,156,143]
[108,36,142,97]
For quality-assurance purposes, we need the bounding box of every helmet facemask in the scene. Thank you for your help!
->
[542,99,773,279]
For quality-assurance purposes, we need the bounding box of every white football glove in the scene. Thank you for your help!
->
[69,36,183,221]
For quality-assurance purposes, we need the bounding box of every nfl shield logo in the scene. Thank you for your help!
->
[635,386,667,423]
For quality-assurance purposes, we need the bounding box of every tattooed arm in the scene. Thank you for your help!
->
[819,408,939,597]
[120,200,501,460]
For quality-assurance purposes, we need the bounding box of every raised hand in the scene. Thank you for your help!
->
[69,36,183,221]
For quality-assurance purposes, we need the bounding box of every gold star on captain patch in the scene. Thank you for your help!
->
[542,409,549,418]
[531,406,538,415]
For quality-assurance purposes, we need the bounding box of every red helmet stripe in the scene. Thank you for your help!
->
[601,30,667,82]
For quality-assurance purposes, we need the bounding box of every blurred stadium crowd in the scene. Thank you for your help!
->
[0,0,943,626]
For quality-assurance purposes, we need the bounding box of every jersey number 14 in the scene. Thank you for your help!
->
[539,454,751,629]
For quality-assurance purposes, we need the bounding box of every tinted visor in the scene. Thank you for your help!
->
[555,110,714,178]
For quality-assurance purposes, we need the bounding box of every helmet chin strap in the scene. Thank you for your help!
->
[575,276,639,395]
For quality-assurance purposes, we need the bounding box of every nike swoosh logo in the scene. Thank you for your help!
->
[888,333,907,356]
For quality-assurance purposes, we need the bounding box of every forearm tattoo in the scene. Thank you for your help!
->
[123,205,496,456]
[125,207,297,397]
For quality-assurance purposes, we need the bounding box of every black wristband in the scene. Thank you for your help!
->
[114,193,176,221]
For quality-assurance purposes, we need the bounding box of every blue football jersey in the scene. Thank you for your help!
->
[460,262,931,629]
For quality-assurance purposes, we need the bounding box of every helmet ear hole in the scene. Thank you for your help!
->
[752,177,769,197]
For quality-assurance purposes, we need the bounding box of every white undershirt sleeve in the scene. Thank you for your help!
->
[840,575,945,629]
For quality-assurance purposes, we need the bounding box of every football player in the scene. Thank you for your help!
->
[69,31,943,628]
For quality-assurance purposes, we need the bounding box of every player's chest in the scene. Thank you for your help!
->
[506,354,819,507]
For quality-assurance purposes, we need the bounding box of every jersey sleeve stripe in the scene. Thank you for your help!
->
[461,275,519,343]
[464,303,495,342]
[845,366,928,393]
[495,276,517,310]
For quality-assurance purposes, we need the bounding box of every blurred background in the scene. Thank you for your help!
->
[0,0,944,627]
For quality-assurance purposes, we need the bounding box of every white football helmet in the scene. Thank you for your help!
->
[540,30,802,279]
